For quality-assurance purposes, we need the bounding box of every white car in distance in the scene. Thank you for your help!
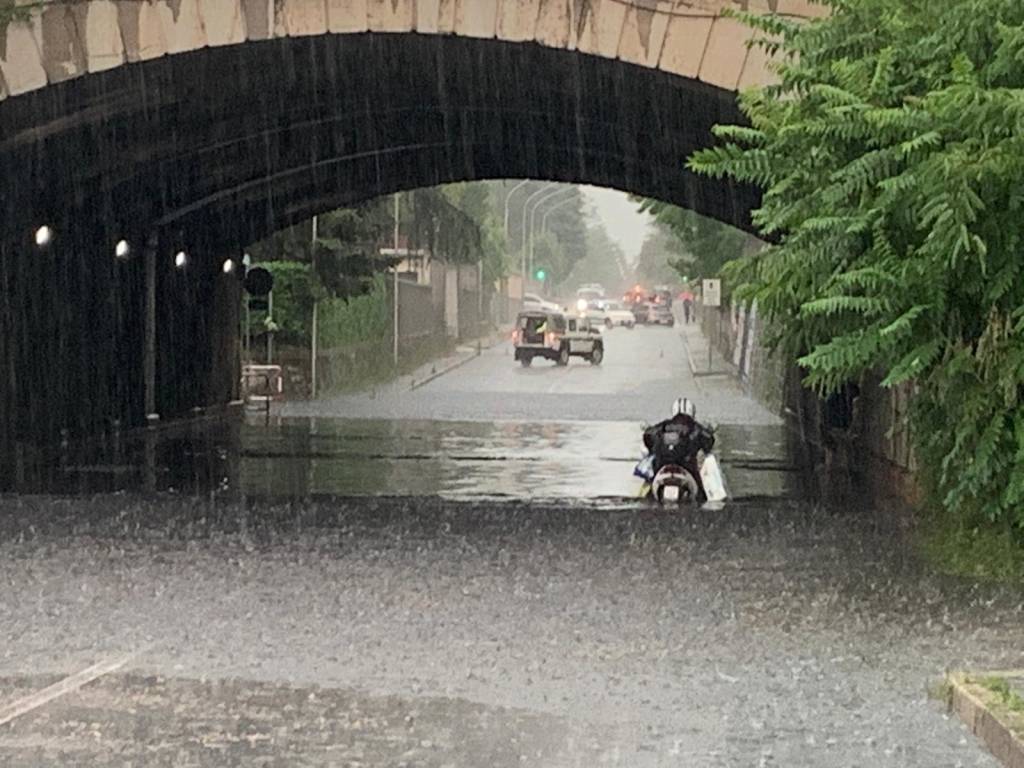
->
[523,292,562,313]
[575,297,610,327]
[602,300,636,329]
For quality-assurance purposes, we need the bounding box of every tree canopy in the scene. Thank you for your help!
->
[560,223,628,295]
[634,202,750,287]
[690,0,1024,528]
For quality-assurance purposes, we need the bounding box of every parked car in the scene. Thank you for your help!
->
[646,302,675,327]
[653,286,674,308]
[629,300,650,324]
[523,292,562,313]
[602,300,636,329]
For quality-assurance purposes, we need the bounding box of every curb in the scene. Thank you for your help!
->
[947,672,1024,768]
[409,331,507,391]
[409,350,479,391]
[679,330,732,379]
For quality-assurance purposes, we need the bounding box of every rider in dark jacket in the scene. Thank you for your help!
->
[643,398,715,500]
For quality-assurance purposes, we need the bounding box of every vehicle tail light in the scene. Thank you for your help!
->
[512,329,520,344]
[545,332,558,348]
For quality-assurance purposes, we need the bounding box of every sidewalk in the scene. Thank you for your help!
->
[407,328,510,391]
[674,318,782,428]
[371,327,510,396]
[677,318,736,378]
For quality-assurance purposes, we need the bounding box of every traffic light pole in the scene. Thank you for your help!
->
[529,188,573,280]
[521,184,557,292]
[267,290,274,365]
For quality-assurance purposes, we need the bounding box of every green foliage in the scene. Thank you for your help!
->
[0,1,44,29]
[440,182,509,284]
[635,200,749,288]
[405,187,483,265]
[978,677,1024,713]
[502,182,588,285]
[560,224,628,295]
[247,261,316,346]
[689,0,1024,531]
[248,198,395,299]
[318,275,391,349]
[633,226,684,287]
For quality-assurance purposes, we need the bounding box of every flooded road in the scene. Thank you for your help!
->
[1,324,1020,766]
[25,327,796,502]
[236,417,800,502]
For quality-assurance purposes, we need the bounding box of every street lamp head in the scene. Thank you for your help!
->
[115,239,131,259]
[174,251,188,269]
[222,259,236,274]
[35,225,53,247]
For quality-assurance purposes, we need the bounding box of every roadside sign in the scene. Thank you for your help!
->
[241,364,284,403]
[702,279,722,308]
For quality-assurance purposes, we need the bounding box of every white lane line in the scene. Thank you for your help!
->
[0,649,142,728]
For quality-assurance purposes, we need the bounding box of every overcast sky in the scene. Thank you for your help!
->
[582,186,653,265]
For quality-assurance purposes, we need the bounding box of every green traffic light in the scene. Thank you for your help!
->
[535,269,547,281]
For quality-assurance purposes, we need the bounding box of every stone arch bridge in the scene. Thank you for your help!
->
[0,0,821,480]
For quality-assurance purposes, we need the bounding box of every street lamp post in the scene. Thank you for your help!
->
[534,196,577,281]
[520,183,558,286]
[528,188,573,277]
[503,179,531,238]
[540,196,575,236]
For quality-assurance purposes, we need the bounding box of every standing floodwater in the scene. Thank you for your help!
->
[0,325,1019,766]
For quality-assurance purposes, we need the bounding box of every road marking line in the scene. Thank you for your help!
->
[0,650,141,728]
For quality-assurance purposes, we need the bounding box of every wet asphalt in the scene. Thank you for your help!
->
[0,324,1021,766]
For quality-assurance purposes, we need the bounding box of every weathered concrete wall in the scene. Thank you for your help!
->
[0,0,823,104]
[702,300,920,503]
[0,224,242,490]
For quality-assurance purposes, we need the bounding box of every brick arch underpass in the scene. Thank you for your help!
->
[0,0,821,483]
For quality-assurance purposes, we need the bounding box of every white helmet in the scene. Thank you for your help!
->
[672,398,696,419]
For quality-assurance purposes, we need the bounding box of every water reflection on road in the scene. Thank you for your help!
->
[30,413,811,504]
[240,416,806,502]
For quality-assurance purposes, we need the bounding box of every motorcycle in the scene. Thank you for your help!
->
[634,427,727,505]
